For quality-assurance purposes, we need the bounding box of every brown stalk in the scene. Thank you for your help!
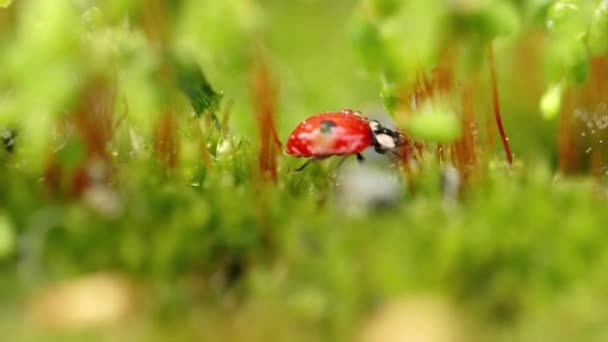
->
[487,44,513,165]
[557,56,608,176]
[588,57,608,180]
[252,52,281,183]
[0,1,16,34]
[556,86,579,174]
[153,112,179,170]
[437,144,445,163]
[456,81,477,178]
[141,0,182,174]
[45,78,117,196]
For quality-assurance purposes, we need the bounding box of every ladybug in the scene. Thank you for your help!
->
[285,109,407,171]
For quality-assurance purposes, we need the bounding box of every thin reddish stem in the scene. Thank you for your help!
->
[253,51,280,182]
[437,144,444,163]
[487,45,513,165]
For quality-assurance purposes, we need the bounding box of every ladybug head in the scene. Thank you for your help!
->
[368,120,408,154]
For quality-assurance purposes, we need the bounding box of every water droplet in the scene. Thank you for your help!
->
[597,115,608,129]
[505,137,509,141]
[190,181,201,187]
[581,132,587,137]
[592,130,596,134]
[585,147,593,154]
[470,123,479,136]
[600,140,604,144]
[575,108,588,120]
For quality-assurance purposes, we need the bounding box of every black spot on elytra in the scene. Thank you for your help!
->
[320,120,337,134]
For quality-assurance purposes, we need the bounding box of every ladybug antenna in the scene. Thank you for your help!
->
[395,132,408,147]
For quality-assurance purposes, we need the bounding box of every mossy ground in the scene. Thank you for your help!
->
[2,1,608,341]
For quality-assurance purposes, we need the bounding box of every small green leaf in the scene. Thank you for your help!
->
[565,39,589,84]
[174,60,222,117]
[402,102,461,143]
[545,37,590,84]
[540,82,563,120]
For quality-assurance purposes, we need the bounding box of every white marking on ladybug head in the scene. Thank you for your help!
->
[375,133,396,149]
[369,121,380,132]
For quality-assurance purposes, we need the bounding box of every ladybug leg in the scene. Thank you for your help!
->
[294,156,332,172]
[295,158,317,172]
[336,153,364,170]
[335,155,349,169]
[356,153,365,163]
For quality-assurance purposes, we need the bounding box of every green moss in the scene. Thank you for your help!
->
[1,0,608,341]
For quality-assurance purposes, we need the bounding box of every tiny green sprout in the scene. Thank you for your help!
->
[547,36,590,84]
[174,59,223,118]
[565,38,589,84]
[588,0,608,56]
[402,101,461,143]
[540,82,564,120]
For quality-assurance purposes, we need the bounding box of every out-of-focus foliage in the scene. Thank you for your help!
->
[399,100,461,142]
[540,0,608,118]
[352,0,525,144]
[174,59,223,117]
[540,81,564,119]
[1,0,608,341]
[0,213,15,259]
[589,1,608,55]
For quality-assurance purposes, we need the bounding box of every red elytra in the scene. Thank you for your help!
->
[285,109,373,157]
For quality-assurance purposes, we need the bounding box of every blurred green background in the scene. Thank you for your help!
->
[2,0,608,341]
